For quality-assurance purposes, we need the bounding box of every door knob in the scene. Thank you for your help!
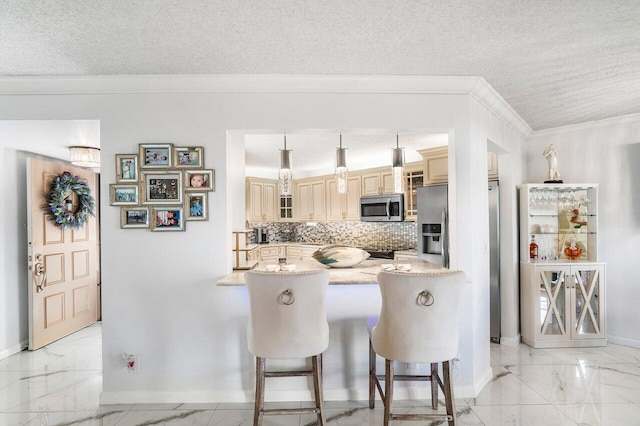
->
[33,254,46,293]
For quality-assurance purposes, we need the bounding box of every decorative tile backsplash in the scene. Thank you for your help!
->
[249,221,417,250]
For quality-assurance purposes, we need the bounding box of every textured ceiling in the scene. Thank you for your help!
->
[2,1,640,131]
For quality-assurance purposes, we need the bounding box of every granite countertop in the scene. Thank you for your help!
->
[217,258,446,286]
[394,249,418,256]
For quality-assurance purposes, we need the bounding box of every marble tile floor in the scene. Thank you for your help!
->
[2,323,640,425]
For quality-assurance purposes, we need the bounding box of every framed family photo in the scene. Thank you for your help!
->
[174,146,203,168]
[116,154,139,182]
[151,207,184,231]
[184,169,214,192]
[139,143,173,169]
[141,171,183,205]
[185,192,207,221]
[110,184,140,206]
[121,207,150,229]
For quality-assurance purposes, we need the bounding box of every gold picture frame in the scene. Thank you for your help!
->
[121,207,150,229]
[110,184,140,206]
[141,171,183,205]
[184,169,214,192]
[139,143,173,169]
[115,153,139,182]
[151,207,185,231]
[174,146,204,169]
[185,192,207,221]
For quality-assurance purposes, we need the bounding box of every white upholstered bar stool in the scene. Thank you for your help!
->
[368,270,466,426]
[245,269,330,426]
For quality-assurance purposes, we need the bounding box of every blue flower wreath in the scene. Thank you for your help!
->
[47,172,95,229]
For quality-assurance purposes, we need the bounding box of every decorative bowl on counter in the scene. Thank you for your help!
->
[312,245,370,268]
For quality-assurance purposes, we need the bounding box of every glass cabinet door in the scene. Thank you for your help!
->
[571,266,604,339]
[537,269,568,337]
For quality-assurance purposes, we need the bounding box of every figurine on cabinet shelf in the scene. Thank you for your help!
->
[543,144,563,183]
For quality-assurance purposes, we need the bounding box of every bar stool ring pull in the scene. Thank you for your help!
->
[278,289,295,305]
[417,290,434,306]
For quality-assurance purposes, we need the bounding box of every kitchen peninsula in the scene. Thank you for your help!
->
[217,258,445,286]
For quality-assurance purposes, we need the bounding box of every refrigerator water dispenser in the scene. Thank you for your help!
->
[422,223,443,255]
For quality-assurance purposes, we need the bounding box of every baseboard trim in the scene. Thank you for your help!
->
[607,335,640,349]
[499,334,521,347]
[100,377,487,405]
[100,390,252,405]
[0,340,28,360]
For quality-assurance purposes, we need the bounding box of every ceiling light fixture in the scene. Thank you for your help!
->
[335,133,348,194]
[391,134,405,194]
[279,134,292,195]
[69,146,100,168]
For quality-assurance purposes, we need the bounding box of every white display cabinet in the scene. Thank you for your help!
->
[520,184,598,263]
[519,183,606,348]
[520,262,605,348]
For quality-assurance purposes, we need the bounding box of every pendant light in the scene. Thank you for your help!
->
[279,134,292,195]
[69,146,100,169]
[391,134,405,193]
[335,133,348,194]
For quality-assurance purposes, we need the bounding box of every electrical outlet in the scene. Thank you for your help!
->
[352,229,359,237]
[123,353,140,373]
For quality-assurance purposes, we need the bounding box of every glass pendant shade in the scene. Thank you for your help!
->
[69,146,100,168]
[392,135,405,193]
[279,135,292,195]
[335,134,348,194]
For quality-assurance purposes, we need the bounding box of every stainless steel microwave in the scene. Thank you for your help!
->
[360,194,404,222]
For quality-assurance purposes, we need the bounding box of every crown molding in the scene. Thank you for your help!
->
[0,74,532,138]
[529,112,640,139]
[470,78,533,138]
[0,74,482,95]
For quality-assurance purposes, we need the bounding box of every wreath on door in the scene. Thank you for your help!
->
[46,172,95,229]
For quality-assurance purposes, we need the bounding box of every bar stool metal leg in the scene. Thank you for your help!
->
[443,360,456,426]
[431,362,439,409]
[384,359,394,426]
[369,338,376,408]
[312,355,326,426]
[254,357,265,426]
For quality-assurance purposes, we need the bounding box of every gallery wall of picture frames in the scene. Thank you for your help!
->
[109,143,214,232]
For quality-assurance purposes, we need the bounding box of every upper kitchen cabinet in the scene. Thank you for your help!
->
[294,178,327,221]
[404,162,424,221]
[279,194,293,220]
[361,167,395,195]
[419,147,499,186]
[246,178,278,222]
[327,175,362,221]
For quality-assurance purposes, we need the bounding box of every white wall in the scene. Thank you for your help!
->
[0,148,29,358]
[527,114,640,347]
[0,75,528,402]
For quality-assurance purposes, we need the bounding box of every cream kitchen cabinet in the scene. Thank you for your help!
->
[520,262,606,348]
[294,179,326,221]
[327,176,362,221]
[361,168,395,195]
[246,178,278,222]
[259,245,286,262]
[403,163,423,221]
[418,147,498,186]
[286,245,320,261]
[279,195,293,220]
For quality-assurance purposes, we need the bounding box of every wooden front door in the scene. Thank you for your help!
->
[27,158,100,350]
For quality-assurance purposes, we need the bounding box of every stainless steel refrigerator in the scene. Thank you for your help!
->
[488,180,500,343]
[417,182,501,342]
[417,185,449,268]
